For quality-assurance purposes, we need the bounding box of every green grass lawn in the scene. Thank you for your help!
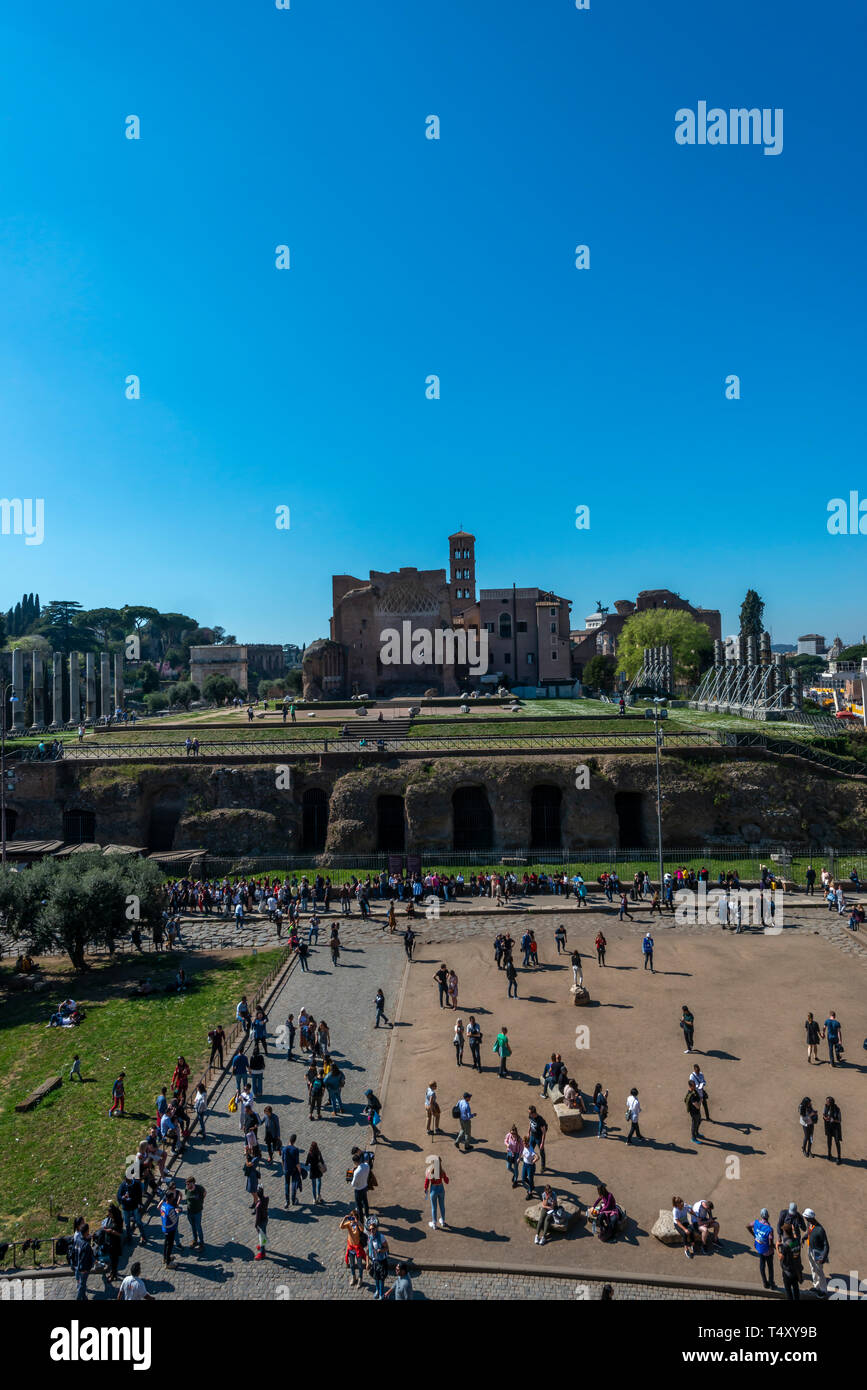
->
[0,947,283,1248]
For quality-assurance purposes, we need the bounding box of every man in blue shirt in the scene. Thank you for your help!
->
[282,1133,302,1206]
[454,1093,475,1150]
[823,1012,843,1066]
[748,1206,776,1289]
[642,933,654,973]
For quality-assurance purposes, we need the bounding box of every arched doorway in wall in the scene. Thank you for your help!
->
[301,787,329,853]
[614,791,645,848]
[452,786,493,852]
[530,785,562,849]
[377,795,405,851]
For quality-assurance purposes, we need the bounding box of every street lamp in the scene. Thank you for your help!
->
[1,683,20,868]
[649,698,668,896]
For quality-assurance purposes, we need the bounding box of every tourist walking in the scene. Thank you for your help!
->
[425,1153,449,1229]
[425,1080,440,1135]
[447,969,459,1010]
[191,1083,208,1139]
[253,1187,269,1260]
[208,1025,226,1070]
[689,1064,710,1120]
[799,1096,817,1157]
[363,1088,383,1144]
[159,1190,180,1269]
[680,1004,695,1053]
[571,949,584,990]
[493,1026,512,1077]
[506,959,519,998]
[555,924,568,954]
[625,1087,642,1143]
[805,1012,821,1064]
[366,1217,389,1298]
[748,1207,776,1288]
[453,1018,465,1067]
[282,1133,302,1206]
[593,1083,609,1138]
[109,1072,126,1118]
[453,1093,475,1151]
[433,964,449,1008]
[184,1176,206,1250]
[822,1011,843,1067]
[466,1016,483,1071]
[642,932,654,972]
[520,1136,538,1196]
[504,1124,522,1186]
[306,1141,326,1205]
[685,1079,703,1144]
[374,988,392,1029]
[777,1222,803,1301]
[250,1045,266,1098]
[823,1096,842,1163]
[802,1208,829,1297]
[595,930,606,966]
[527,1106,548,1172]
[262,1105,281,1162]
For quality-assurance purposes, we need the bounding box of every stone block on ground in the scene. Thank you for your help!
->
[571,985,590,1006]
[523,1201,583,1234]
[553,1102,584,1133]
[651,1208,683,1246]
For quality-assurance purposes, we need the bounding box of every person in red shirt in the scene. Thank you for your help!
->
[424,1154,449,1230]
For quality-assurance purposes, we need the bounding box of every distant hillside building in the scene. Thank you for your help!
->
[570,589,722,672]
[302,529,575,698]
[797,634,827,656]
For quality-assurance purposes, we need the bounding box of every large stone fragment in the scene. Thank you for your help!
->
[16,1075,62,1112]
[651,1208,682,1246]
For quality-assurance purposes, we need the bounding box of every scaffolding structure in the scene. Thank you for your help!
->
[690,633,800,719]
[626,645,675,698]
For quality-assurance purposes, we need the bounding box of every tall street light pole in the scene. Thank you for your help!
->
[652,698,666,894]
[1,682,15,868]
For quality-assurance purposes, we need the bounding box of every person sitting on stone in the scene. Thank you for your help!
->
[562,1077,585,1112]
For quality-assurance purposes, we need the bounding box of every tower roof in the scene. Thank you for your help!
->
[448,529,475,539]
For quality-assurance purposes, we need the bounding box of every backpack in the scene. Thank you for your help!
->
[451,1103,461,1119]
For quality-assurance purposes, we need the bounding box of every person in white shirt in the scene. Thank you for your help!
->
[691,1199,720,1251]
[672,1197,698,1259]
[117,1262,152,1300]
[625,1088,642,1144]
[688,1067,710,1121]
[350,1147,371,1219]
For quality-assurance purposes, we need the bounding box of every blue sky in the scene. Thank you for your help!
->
[0,1,864,647]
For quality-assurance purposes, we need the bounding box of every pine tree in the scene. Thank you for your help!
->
[739,589,765,639]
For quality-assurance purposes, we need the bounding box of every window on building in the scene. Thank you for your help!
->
[498,613,512,639]
[517,621,527,633]
[550,622,557,633]
[504,652,511,664]
[527,653,535,665]
[463,549,470,558]
[484,622,494,633]
[454,549,461,558]
[551,650,558,660]
[550,607,556,616]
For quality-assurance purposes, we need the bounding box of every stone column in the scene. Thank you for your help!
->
[85,652,97,723]
[11,648,26,730]
[68,652,80,724]
[53,652,64,727]
[100,653,111,720]
[113,653,123,713]
[31,651,45,729]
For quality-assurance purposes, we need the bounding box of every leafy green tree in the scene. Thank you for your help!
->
[136,662,160,694]
[168,680,200,709]
[582,654,618,691]
[144,691,169,714]
[617,609,713,685]
[203,674,240,702]
[739,589,765,639]
[38,600,84,653]
[838,644,867,662]
[75,607,124,650]
[0,854,164,970]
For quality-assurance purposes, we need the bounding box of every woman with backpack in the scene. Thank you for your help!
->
[799,1096,817,1157]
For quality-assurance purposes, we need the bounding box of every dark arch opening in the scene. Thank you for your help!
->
[2,808,17,839]
[615,791,645,848]
[147,796,184,852]
[452,786,493,852]
[377,795,405,851]
[63,809,96,845]
[530,784,562,849]
[301,787,328,853]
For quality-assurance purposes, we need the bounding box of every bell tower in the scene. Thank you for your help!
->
[448,529,476,618]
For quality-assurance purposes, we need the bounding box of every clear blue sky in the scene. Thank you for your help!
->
[1,1,864,647]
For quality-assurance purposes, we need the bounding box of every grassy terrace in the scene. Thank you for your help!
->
[0,948,283,1246]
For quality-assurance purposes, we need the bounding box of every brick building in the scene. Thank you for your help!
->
[570,589,722,673]
[190,644,285,694]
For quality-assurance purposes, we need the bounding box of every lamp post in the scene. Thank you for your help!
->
[650,698,667,895]
[1,683,20,868]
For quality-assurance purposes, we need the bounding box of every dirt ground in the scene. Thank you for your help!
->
[374,922,866,1285]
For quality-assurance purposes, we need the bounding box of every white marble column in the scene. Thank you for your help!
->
[12,648,26,730]
[31,651,45,728]
[52,652,64,727]
[100,653,111,720]
[85,652,97,723]
[113,653,123,713]
[68,652,80,724]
